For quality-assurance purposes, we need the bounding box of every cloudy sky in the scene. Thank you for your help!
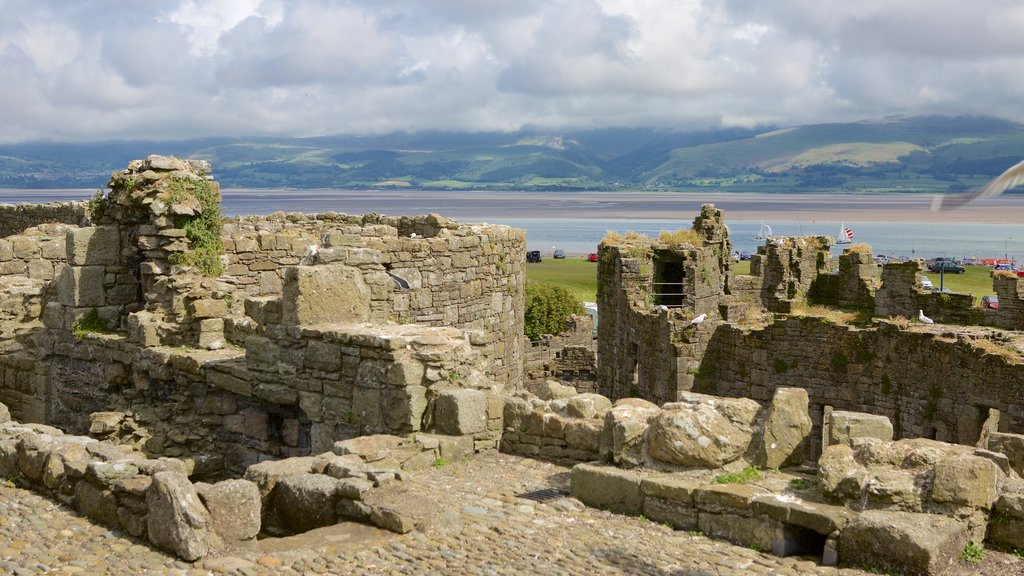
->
[2,0,1024,142]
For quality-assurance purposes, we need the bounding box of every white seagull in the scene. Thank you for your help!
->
[689,313,707,325]
[918,309,934,324]
[656,305,669,312]
[932,157,1024,211]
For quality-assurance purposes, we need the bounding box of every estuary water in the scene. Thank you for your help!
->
[2,188,1023,261]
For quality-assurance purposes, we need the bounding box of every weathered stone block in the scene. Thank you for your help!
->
[195,479,261,543]
[827,410,893,447]
[838,510,967,576]
[147,471,216,561]
[273,473,340,534]
[601,399,660,468]
[57,265,106,307]
[756,387,812,469]
[569,463,642,515]
[190,299,228,319]
[989,432,1024,477]
[566,393,613,419]
[76,481,121,527]
[67,226,120,266]
[648,393,759,468]
[434,389,487,435]
[699,512,779,551]
[931,456,998,509]
[281,264,371,326]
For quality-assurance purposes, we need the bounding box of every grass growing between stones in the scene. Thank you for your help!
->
[72,308,109,339]
[432,458,450,468]
[960,541,984,564]
[713,466,762,484]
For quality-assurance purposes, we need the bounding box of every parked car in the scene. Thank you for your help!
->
[526,250,542,263]
[993,263,1024,277]
[587,253,599,262]
[739,252,752,261]
[919,275,933,290]
[875,254,891,265]
[553,249,566,259]
[927,260,965,274]
[732,251,741,262]
[982,295,1000,310]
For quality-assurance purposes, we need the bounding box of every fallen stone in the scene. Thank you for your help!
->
[756,387,812,469]
[565,393,613,419]
[536,380,578,401]
[838,510,967,576]
[827,410,893,447]
[195,478,261,543]
[600,399,660,468]
[272,473,339,534]
[569,463,642,515]
[647,393,760,468]
[147,471,216,561]
[434,389,487,435]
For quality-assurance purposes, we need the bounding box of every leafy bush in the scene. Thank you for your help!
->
[524,283,584,341]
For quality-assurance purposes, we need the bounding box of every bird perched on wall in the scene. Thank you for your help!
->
[689,313,707,325]
[918,309,934,324]
[932,157,1024,211]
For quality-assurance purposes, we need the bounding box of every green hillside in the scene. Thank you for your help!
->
[3,116,1024,192]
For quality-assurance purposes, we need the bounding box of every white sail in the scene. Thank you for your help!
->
[837,221,853,244]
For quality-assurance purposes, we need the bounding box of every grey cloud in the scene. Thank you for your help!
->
[1,0,1024,142]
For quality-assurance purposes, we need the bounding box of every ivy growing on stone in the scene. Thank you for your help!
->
[166,177,224,277]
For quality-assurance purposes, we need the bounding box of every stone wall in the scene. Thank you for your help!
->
[0,223,74,282]
[753,236,834,313]
[0,201,87,238]
[837,249,877,309]
[216,212,526,386]
[694,316,1024,457]
[596,206,732,405]
[10,316,499,476]
[523,314,595,390]
[0,409,423,561]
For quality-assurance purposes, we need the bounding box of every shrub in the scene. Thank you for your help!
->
[845,243,872,255]
[87,190,109,221]
[524,283,584,341]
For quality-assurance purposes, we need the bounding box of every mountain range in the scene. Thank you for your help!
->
[3,115,1024,193]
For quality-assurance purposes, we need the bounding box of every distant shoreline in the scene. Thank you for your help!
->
[2,189,1022,224]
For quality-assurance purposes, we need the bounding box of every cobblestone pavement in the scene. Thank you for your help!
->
[3,452,1024,575]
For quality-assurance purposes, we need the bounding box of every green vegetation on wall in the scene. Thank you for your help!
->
[166,177,225,277]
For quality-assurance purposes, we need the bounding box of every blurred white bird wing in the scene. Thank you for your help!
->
[933,157,1024,211]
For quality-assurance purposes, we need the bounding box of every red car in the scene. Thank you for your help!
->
[982,295,999,310]
[587,253,598,262]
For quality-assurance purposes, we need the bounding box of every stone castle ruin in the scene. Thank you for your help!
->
[2,157,1024,573]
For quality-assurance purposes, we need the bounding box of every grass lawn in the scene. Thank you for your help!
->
[524,257,599,302]
[527,258,1000,307]
[926,266,998,303]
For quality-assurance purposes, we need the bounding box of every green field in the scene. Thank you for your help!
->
[525,259,999,307]
[524,258,599,302]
